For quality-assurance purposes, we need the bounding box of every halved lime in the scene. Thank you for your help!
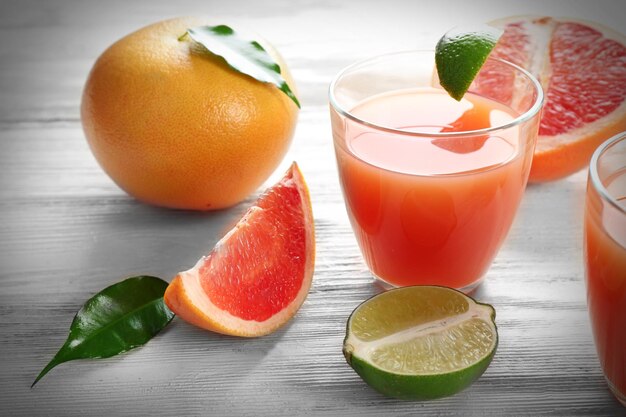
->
[435,24,503,101]
[343,286,497,400]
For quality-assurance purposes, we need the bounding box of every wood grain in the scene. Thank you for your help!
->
[1,0,625,416]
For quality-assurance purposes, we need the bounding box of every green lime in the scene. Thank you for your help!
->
[435,24,503,101]
[343,286,497,400]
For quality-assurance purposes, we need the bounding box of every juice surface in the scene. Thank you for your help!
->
[585,169,626,403]
[334,87,533,289]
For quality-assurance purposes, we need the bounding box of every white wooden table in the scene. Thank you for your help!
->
[1,1,625,415]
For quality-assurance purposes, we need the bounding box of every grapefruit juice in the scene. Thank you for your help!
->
[584,134,626,406]
[333,87,535,289]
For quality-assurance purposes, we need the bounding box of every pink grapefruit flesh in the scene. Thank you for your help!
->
[489,16,626,182]
[164,162,315,337]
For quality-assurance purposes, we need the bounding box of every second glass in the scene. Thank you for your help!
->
[584,132,626,407]
[330,51,543,290]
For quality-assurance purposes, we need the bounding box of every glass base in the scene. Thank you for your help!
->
[372,273,484,294]
[607,378,626,407]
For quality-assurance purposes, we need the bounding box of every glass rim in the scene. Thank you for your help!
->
[589,132,626,216]
[328,50,545,138]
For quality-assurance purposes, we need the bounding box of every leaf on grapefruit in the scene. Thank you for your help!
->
[164,162,315,337]
[488,16,626,182]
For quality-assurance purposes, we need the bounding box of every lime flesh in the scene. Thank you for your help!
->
[435,24,503,101]
[343,286,497,400]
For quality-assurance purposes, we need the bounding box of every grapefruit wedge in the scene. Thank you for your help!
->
[488,16,626,182]
[164,162,315,337]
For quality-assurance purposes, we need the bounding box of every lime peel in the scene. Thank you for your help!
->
[436,24,504,101]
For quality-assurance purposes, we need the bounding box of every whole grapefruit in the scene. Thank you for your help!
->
[81,17,299,210]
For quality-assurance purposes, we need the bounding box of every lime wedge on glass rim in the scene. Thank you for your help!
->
[343,286,497,400]
[435,24,503,101]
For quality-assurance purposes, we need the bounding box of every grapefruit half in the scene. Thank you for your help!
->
[164,162,315,337]
[489,16,626,182]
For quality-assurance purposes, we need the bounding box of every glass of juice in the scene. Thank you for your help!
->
[584,132,626,407]
[329,51,543,291]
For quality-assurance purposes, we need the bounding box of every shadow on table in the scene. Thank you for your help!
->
[72,194,252,283]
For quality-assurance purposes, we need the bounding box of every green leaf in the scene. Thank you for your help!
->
[182,24,300,108]
[32,276,174,387]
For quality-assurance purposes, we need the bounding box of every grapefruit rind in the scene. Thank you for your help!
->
[530,101,626,182]
[164,162,315,337]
